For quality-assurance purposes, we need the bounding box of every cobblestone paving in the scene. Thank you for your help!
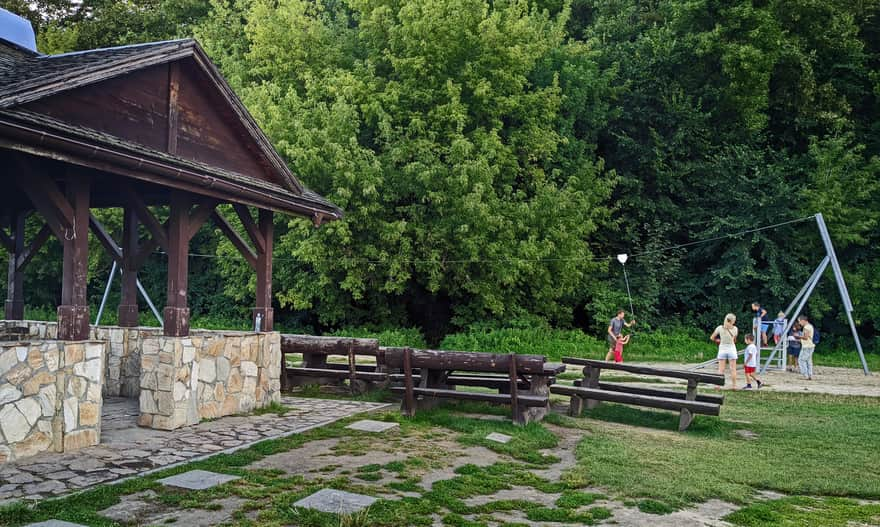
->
[0,397,389,504]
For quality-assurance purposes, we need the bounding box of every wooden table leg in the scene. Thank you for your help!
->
[402,347,415,417]
[585,365,601,410]
[519,374,551,424]
[679,378,698,431]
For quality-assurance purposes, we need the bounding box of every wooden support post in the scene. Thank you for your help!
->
[509,353,522,425]
[57,175,90,340]
[118,207,139,327]
[253,209,273,331]
[584,365,601,410]
[679,378,698,431]
[163,191,190,337]
[402,347,415,417]
[5,211,26,319]
[347,342,358,395]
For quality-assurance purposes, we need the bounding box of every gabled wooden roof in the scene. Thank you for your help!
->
[0,38,341,221]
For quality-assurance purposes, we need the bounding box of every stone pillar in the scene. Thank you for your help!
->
[138,336,199,430]
[118,207,139,327]
[0,340,104,463]
[58,175,91,341]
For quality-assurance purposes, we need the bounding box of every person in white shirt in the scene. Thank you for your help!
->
[797,314,816,380]
[742,333,763,389]
[709,313,739,389]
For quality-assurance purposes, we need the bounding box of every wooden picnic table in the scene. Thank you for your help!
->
[551,358,725,431]
[385,348,565,424]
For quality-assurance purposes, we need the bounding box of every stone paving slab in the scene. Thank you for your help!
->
[485,432,512,444]
[24,521,88,527]
[346,419,400,433]
[293,488,377,514]
[157,469,239,490]
[0,397,389,504]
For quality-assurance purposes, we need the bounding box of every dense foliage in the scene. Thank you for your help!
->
[5,0,879,350]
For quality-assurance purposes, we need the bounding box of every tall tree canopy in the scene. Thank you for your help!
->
[4,0,879,346]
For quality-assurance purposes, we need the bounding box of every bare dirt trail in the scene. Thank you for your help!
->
[634,362,880,397]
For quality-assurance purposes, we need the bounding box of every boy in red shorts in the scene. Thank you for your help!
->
[743,334,763,389]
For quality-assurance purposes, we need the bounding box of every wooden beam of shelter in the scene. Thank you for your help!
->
[167,62,180,155]
[4,211,25,319]
[119,207,140,327]
[232,203,264,252]
[16,224,51,272]
[89,213,123,263]
[253,208,273,331]
[186,198,219,240]
[122,184,169,251]
[210,210,257,269]
[12,168,73,241]
[57,173,91,340]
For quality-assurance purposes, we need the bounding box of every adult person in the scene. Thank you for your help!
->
[797,314,816,380]
[710,313,739,389]
[604,309,635,361]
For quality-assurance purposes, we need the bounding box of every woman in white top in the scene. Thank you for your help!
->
[709,313,739,389]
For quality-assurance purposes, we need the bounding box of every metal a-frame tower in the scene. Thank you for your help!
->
[759,213,870,375]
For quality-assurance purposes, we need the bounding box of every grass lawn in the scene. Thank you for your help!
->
[2,390,879,526]
[552,390,880,518]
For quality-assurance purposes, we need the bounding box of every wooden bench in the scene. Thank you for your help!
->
[281,335,386,392]
[550,358,725,431]
[384,347,563,424]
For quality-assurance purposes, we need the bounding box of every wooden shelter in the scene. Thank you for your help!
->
[0,35,341,340]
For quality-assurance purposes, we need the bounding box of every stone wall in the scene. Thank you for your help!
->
[4,321,282,433]
[0,339,105,463]
[19,321,161,399]
[138,331,281,430]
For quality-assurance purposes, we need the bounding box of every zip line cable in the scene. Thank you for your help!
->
[629,215,816,259]
[140,214,818,266]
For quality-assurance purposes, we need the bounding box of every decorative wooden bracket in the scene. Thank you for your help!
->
[232,203,265,253]
[15,224,51,272]
[211,209,257,269]
[13,168,74,242]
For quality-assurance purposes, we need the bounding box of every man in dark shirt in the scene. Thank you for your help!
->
[605,309,635,361]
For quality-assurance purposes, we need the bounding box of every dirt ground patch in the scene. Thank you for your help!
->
[606,363,880,397]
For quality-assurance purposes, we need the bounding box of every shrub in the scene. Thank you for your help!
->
[328,327,427,348]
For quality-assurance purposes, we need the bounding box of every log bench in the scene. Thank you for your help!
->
[281,334,386,392]
[550,358,725,431]
[384,347,563,424]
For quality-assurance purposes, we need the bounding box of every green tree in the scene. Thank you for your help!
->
[197,0,614,338]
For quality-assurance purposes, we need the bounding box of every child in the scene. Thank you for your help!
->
[743,334,763,389]
[612,334,630,363]
[786,322,802,372]
[773,312,786,345]
[751,302,769,346]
